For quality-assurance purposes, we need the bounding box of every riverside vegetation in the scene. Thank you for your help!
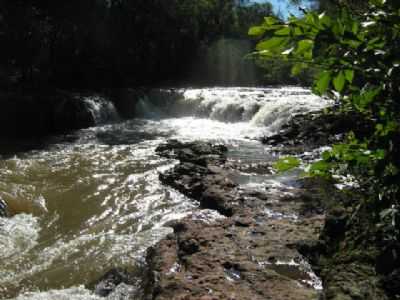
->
[251,0,400,298]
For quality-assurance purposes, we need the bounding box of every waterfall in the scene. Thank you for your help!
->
[136,87,331,134]
[179,87,328,125]
[100,87,330,138]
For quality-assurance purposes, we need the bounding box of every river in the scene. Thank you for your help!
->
[0,87,328,299]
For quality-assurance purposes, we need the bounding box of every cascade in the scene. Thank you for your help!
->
[82,96,120,125]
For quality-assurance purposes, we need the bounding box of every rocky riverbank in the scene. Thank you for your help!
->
[86,109,398,300]
[262,110,399,300]
[141,110,398,300]
[142,140,325,300]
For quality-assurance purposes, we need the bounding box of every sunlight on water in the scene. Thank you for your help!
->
[161,117,268,141]
[178,87,329,127]
[0,87,329,299]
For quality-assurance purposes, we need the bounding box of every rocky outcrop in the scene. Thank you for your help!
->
[144,140,326,300]
[262,110,373,151]
[156,140,239,216]
[145,213,322,300]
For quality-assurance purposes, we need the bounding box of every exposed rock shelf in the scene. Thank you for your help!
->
[144,140,325,300]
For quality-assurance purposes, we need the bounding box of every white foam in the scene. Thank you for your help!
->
[10,286,101,300]
[0,214,40,260]
[177,87,329,132]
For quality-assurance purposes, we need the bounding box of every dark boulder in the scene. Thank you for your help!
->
[381,269,400,298]
[0,197,9,218]
[0,91,96,138]
[156,139,227,165]
[262,110,374,149]
[89,268,135,297]
[323,207,348,240]
[296,239,326,270]
[157,140,239,216]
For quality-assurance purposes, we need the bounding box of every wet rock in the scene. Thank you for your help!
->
[381,269,400,298]
[157,141,239,216]
[200,185,237,216]
[52,96,95,132]
[150,138,331,299]
[146,213,322,300]
[262,110,373,150]
[376,245,400,275]
[153,139,330,299]
[225,161,273,174]
[0,197,9,217]
[296,240,326,269]
[90,268,134,297]
[323,207,348,240]
[0,91,96,139]
[156,139,228,166]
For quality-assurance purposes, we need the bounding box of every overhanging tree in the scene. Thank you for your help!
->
[250,0,400,235]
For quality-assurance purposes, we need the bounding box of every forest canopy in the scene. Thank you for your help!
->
[0,0,277,88]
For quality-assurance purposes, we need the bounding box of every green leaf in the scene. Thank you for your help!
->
[333,71,346,92]
[273,156,300,172]
[296,39,314,55]
[315,71,331,94]
[309,160,331,176]
[322,150,333,160]
[264,16,279,26]
[344,69,354,83]
[256,37,287,51]
[248,26,265,36]
[275,26,290,36]
[355,86,381,110]
[370,0,385,7]
[319,13,332,27]
[291,63,306,75]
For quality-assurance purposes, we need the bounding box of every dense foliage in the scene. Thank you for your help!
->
[0,0,273,88]
[251,0,400,236]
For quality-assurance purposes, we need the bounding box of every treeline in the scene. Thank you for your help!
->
[0,0,276,88]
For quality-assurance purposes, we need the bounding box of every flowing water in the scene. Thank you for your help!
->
[0,87,329,299]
